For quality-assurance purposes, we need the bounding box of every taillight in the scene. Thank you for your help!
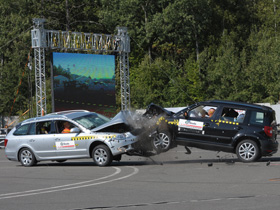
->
[264,126,273,137]
[4,139,8,147]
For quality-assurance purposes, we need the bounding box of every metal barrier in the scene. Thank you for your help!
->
[0,128,8,148]
[0,140,4,148]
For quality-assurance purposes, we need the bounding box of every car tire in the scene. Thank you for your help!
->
[19,148,37,167]
[92,145,112,166]
[236,140,260,162]
[152,130,172,153]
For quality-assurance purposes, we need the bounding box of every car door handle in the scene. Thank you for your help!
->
[29,139,35,142]
[55,138,61,141]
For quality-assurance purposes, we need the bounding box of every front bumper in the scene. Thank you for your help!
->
[107,134,138,156]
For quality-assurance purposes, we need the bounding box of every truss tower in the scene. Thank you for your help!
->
[31,18,130,116]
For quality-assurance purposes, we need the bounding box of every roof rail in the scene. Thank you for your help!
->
[46,110,90,115]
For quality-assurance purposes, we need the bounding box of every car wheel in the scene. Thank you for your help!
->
[19,148,37,167]
[152,130,172,153]
[92,145,112,166]
[236,140,260,162]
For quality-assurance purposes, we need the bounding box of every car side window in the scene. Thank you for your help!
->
[14,124,30,136]
[29,123,36,135]
[220,107,246,123]
[35,121,52,134]
[187,105,217,119]
[249,111,264,125]
[55,120,75,134]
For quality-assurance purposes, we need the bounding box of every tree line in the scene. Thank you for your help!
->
[1,0,280,118]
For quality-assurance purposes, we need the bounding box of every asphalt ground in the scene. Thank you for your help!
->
[1,143,280,210]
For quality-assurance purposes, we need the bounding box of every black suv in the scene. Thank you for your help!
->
[148,100,278,162]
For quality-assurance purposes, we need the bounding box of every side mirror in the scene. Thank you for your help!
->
[70,127,81,133]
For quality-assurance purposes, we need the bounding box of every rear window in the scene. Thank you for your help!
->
[249,111,264,125]
[14,124,30,135]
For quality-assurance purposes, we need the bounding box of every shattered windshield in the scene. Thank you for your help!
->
[73,113,111,130]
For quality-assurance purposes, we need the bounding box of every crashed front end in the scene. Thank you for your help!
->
[103,132,138,156]
[91,111,142,156]
[92,106,174,157]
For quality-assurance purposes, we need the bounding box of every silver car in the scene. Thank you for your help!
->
[4,110,138,167]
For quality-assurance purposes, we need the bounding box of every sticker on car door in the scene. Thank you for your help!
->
[178,119,204,130]
[55,141,76,150]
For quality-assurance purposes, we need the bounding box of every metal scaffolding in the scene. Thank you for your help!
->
[34,48,47,117]
[31,18,130,116]
[118,27,131,111]
[31,19,47,117]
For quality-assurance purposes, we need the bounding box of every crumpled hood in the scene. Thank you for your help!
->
[143,103,175,117]
[91,111,133,132]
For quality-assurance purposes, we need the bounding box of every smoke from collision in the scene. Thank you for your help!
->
[119,108,169,159]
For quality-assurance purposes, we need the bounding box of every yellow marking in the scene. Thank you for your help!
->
[156,116,240,127]
[215,120,239,126]
[167,119,179,126]
[156,116,166,125]
[71,135,116,141]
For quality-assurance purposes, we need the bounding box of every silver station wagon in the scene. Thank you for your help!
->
[4,110,138,166]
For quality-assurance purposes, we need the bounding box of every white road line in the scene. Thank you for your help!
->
[0,166,139,200]
[0,167,121,197]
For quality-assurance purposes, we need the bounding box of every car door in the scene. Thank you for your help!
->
[175,104,219,146]
[25,121,57,159]
[212,106,247,145]
[53,120,88,158]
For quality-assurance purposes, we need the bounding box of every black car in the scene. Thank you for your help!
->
[148,100,279,162]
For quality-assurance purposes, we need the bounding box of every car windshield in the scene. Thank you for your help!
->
[73,113,111,130]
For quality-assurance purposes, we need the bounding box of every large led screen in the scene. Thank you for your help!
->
[52,52,116,117]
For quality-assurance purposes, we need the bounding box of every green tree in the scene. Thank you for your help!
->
[203,32,248,102]
[151,0,214,64]
[0,0,35,116]
[130,55,177,108]
[246,30,280,103]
